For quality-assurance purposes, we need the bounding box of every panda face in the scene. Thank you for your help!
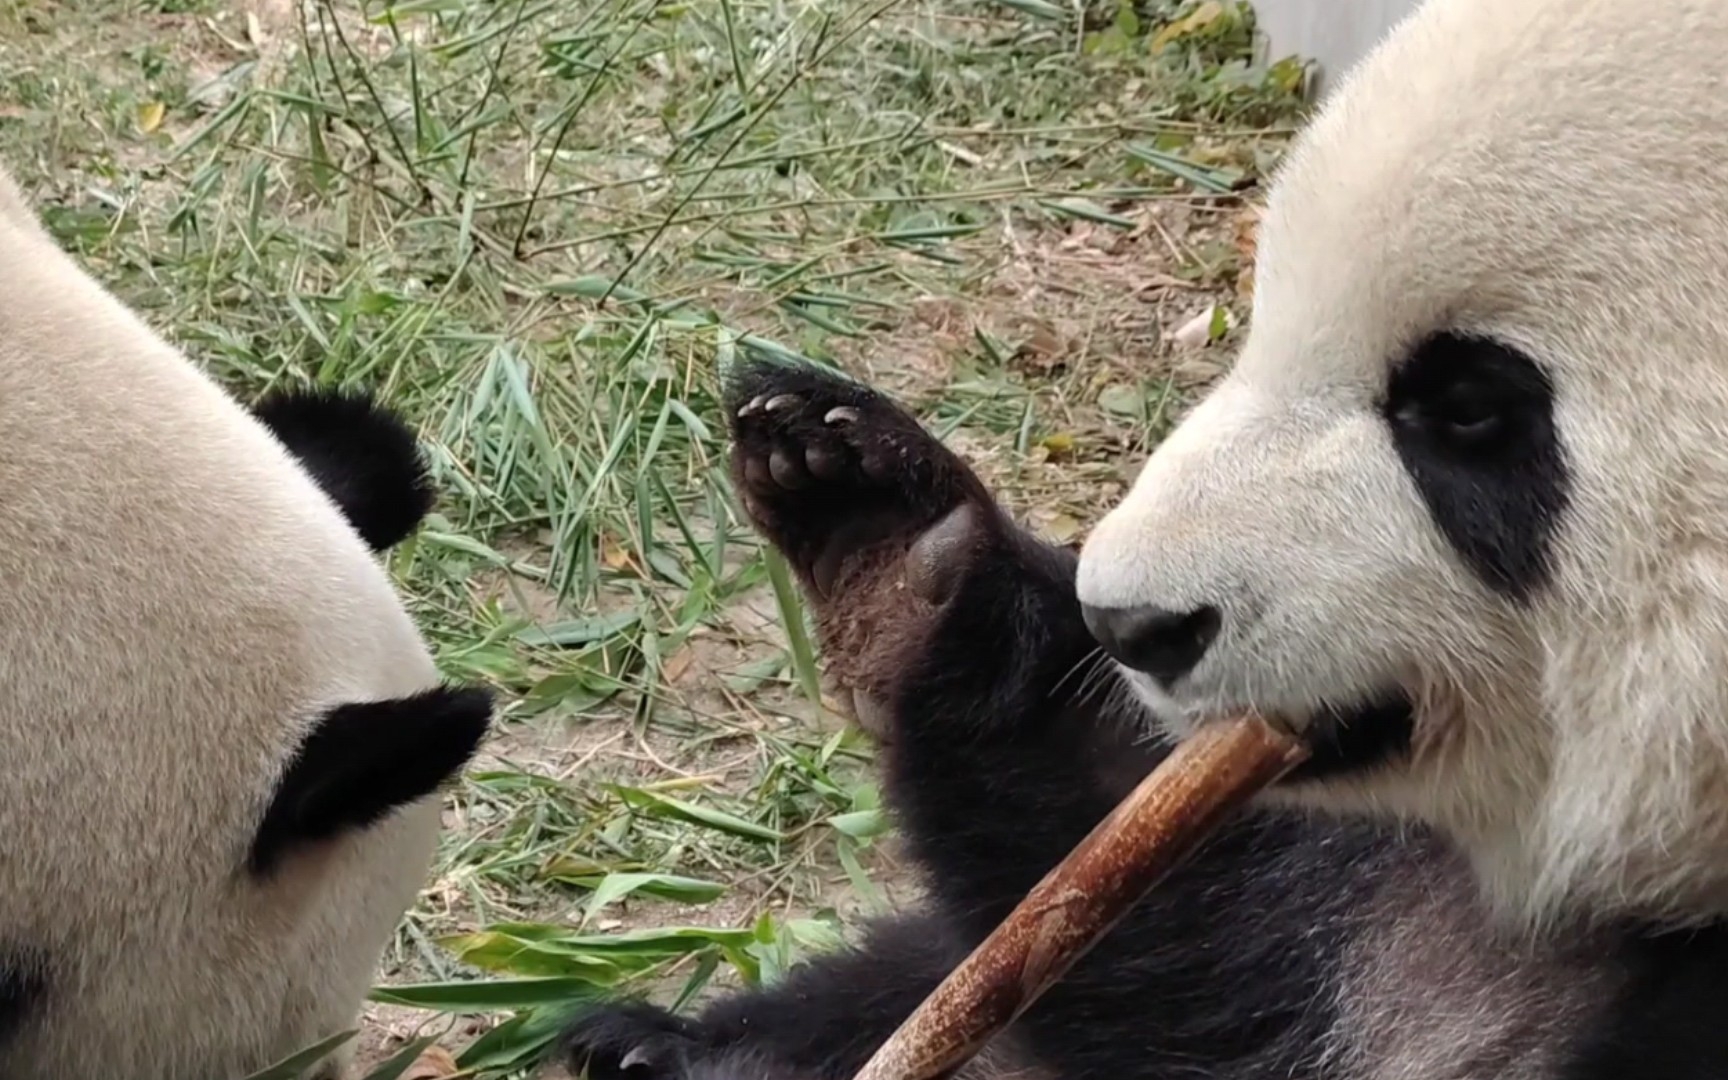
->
[1078,0,1728,928]
[1078,324,1556,809]
[1081,328,1570,784]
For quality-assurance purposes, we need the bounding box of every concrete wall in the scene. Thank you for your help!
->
[1252,0,1425,98]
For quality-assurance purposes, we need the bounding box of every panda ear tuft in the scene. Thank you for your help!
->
[247,686,493,878]
[249,387,436,552]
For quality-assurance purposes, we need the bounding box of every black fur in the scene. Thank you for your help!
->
[0,949,46,1051]
[564,915,961,1080]
[249,387,435,552]
[558,361,1717,1079]
[248,686,493,877]
[1561,923,1728,1079]
[1381,332,1570,601]
[1284,694,1415,782]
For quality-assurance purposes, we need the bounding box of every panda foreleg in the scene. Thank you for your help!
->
[719,358,1152,933]
[559,912,969,1080]
[559,361,1134,1080]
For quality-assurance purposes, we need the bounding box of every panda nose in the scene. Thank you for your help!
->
[1081,603,1222,686]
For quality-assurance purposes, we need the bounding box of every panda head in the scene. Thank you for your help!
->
[1077,0,1728,933]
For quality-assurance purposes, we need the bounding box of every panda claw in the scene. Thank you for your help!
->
[824,406,860,425]
[740,491,768,524]
[763,393,801,414]
[737,394,767,418]
[558,1002,697,1080]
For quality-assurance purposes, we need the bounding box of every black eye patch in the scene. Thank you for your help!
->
[1380,332,1570,601]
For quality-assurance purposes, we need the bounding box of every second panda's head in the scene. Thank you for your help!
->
[1078,0,1728,933]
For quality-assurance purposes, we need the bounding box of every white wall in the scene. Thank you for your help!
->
[1252,0,1425,98]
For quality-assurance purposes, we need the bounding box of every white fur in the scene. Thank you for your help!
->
[1079,0,1728,933]
[0,169,446,1077]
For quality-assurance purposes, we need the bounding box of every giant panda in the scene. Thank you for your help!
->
[556,0,1728,1076]
[0,161,493,1078]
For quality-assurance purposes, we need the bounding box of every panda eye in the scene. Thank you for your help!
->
[1384,333,1545,454]
[1421,382,1506,442]
[1381,330,1568,602]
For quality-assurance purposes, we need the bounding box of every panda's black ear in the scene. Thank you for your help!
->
[247,686,493,878]
[249,387,435,552]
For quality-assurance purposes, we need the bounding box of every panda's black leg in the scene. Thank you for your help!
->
[558,363,1142,1080]
[722,358,1152,933]
[557,999,707,1079]
[557,913,964,1080]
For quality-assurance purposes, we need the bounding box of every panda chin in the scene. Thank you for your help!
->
[1279,691,1417,784]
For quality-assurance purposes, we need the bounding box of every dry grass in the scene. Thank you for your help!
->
[0,0,1310,1074]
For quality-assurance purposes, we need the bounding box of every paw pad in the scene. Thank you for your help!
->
[722,360,990,610]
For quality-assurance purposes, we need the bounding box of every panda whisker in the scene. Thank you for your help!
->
[1076,658,1125,708]
[1054,645,1108,699]
[1100,675,1147,730]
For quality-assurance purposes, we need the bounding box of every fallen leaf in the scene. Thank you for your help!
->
[1207,304,1230,342]
[136,101,166,134]
[599,535,632,571]
[997,317,1069,373]
[1098,384,1144,418]
[1151,0,1225,51]
[400,1044,460,1080]
[1039,432,1076,457]
[661,645,694,685]
[1041,512,1083,545]
[1171,352,1230,388]
[1232,203,1263,301]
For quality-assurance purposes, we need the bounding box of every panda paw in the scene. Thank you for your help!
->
[724,360,1010,739]
[559,1001,704,1080]
[724,359,996,610]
